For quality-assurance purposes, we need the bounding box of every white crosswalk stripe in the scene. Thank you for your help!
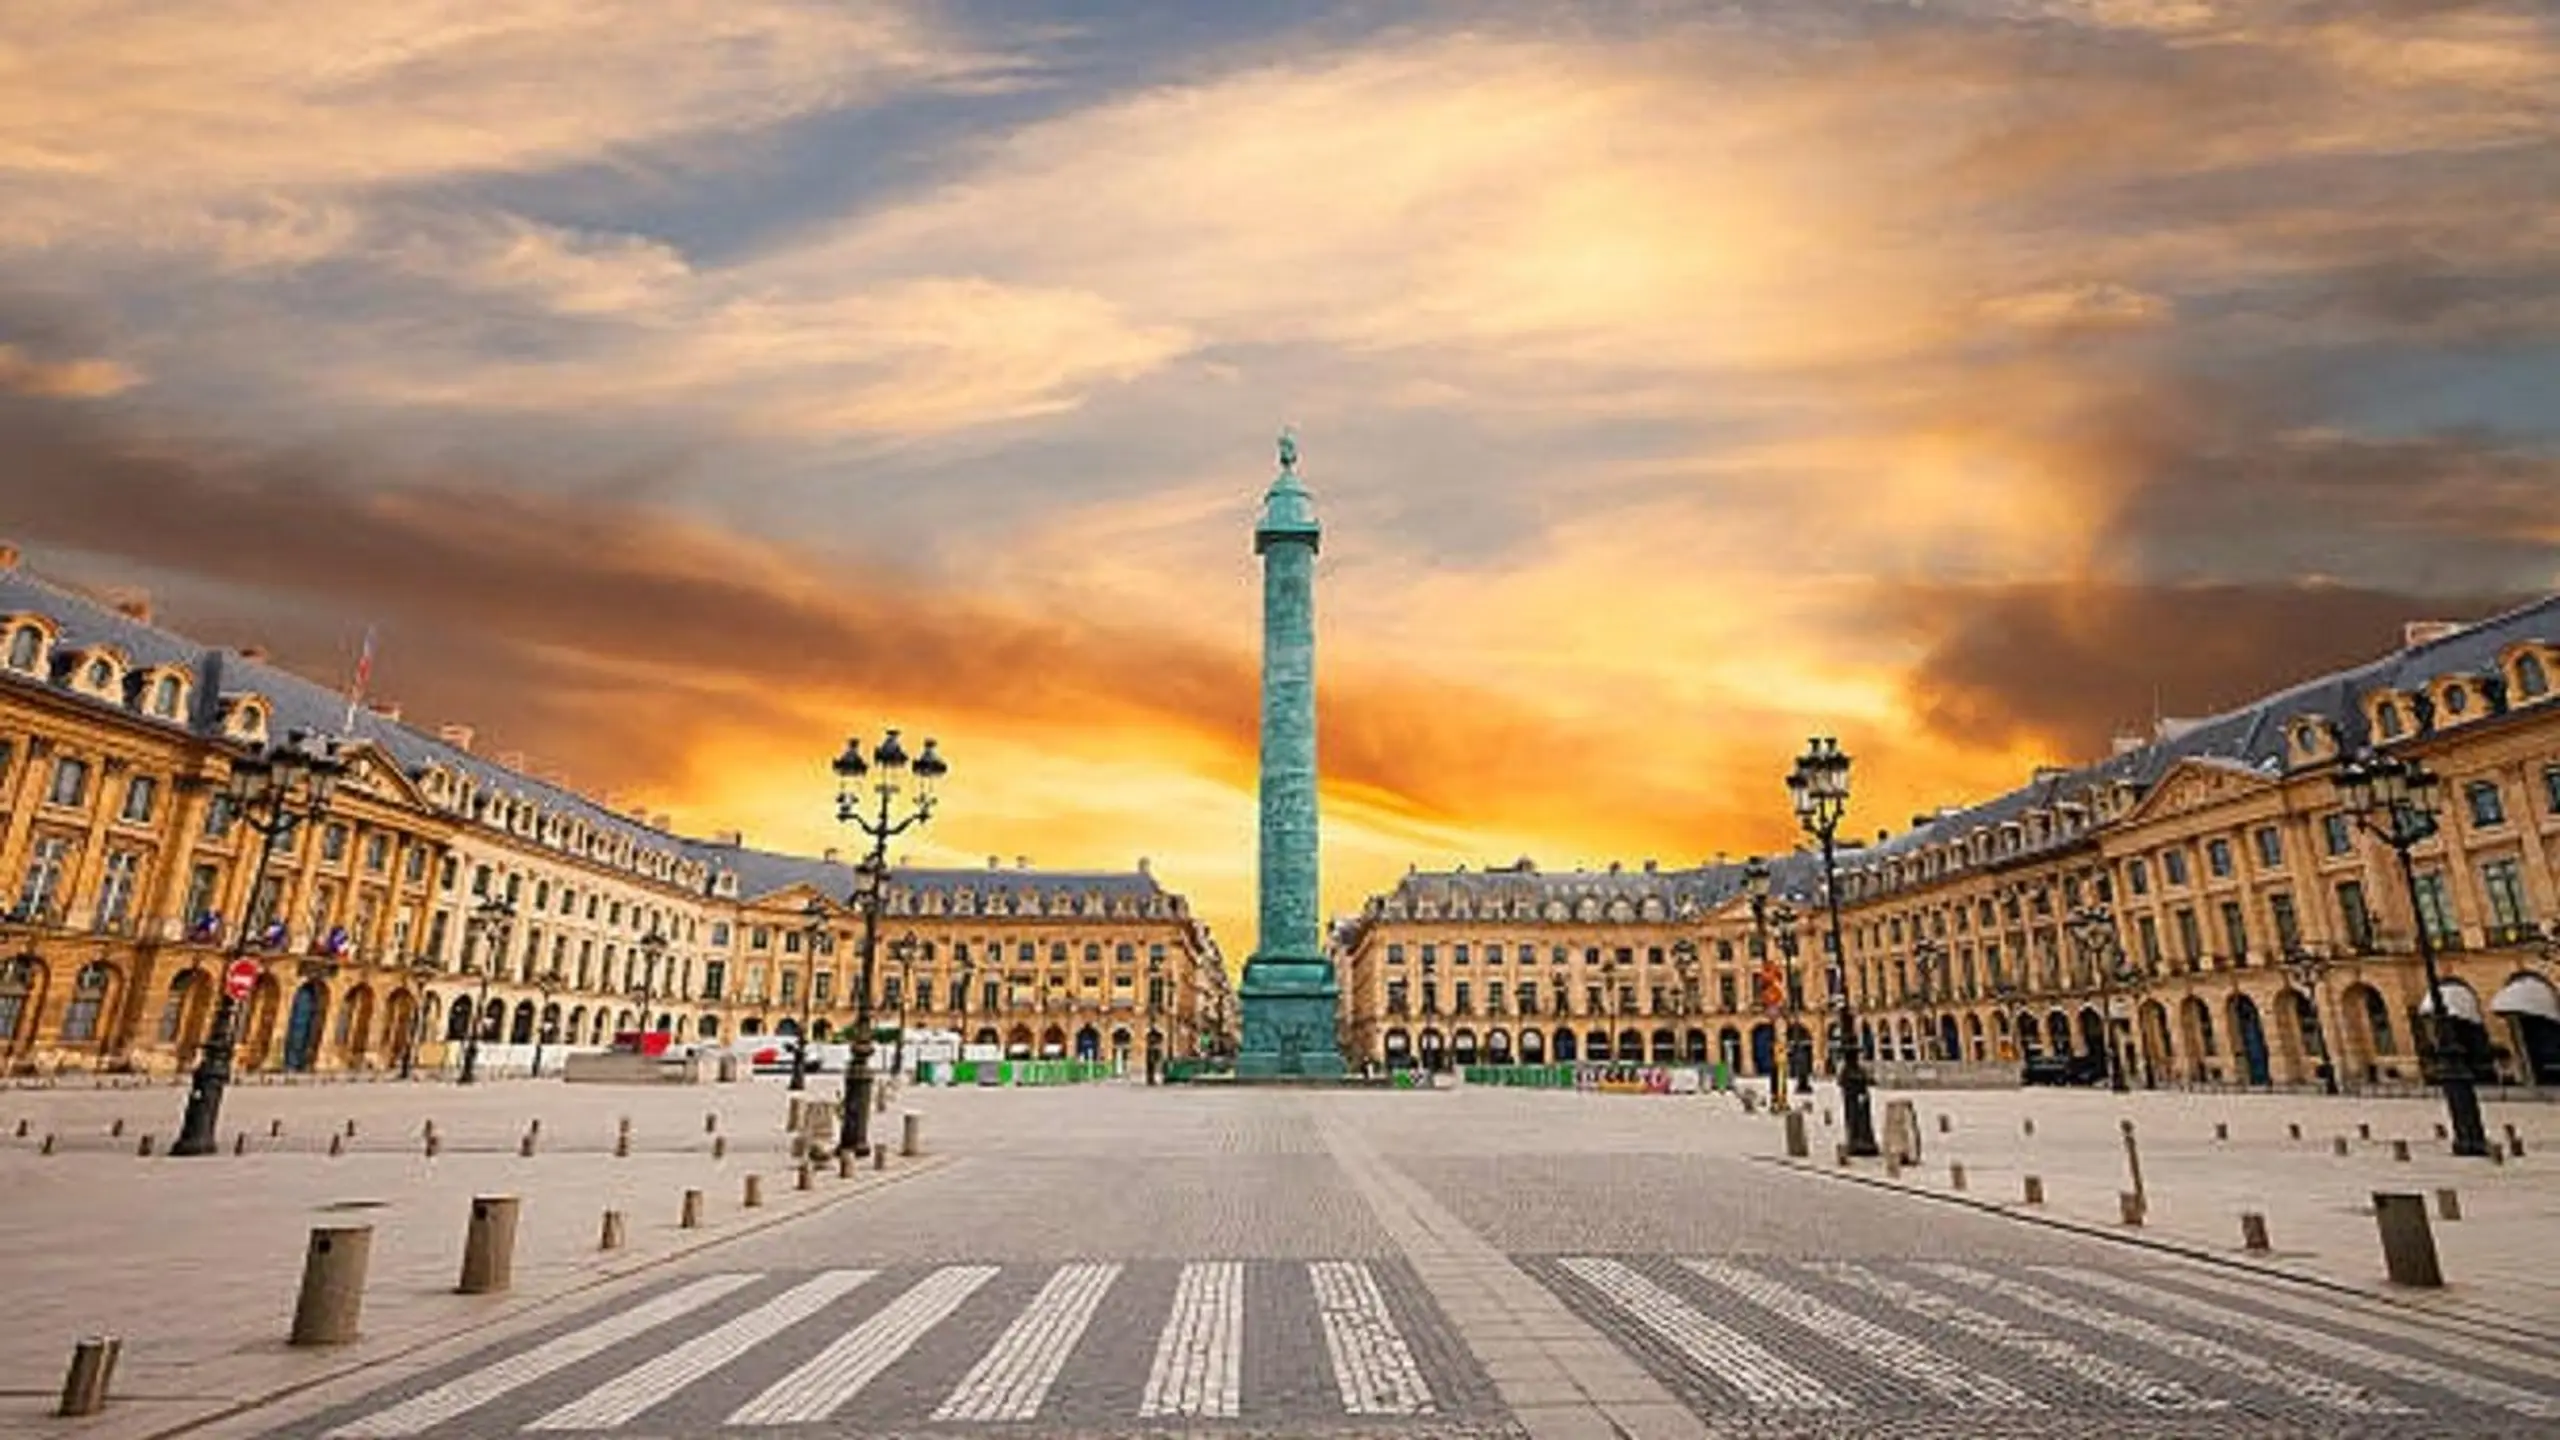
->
[1806,1261,2223,1411]
[526,1270,873,1431]
[1558,1257,1848,1410]
[1680,1258,2039,1409]
[1918,1262,2413,1414]
[324,1273,759,1438]
[2039,1266,2560,1420]
[1140,1260,1244,1418]
[728,1265,998,1426]
[2160,1264,2560,1380]
[933,1262,1121,1422]
[1311,1260,1437,1416]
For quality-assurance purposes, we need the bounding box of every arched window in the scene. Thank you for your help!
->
[5,626,40,671]
[61,962,113,1042]
[2518,652,2551,701]
[150,674,183,717]
[158,971,196,1041]
[2360,988,2396,1055]
[84,658,113,690]
[2375,700,2406,740]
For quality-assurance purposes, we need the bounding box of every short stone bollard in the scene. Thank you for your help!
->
[2022,1174,2044,1205]
[680,1188,704,1229]
[1936,1113,1950,1135]
[2213,1122,2228,1142]
[901,1112,922,1158]
[1948,1162,1967,1192]
[110,1118,125,1137]
[136,1134,155,1157]
[705,1112,719,1135]
[2332,1136,2351,1157]
[873,1145,887,1172]
[797,1161,814,1191]
[2433,1123,2448,1141]
[1783,1110,1809,1159]
[233,1132,247,1156]
[2372,1191,2443,1288]
[2240,1212,2270,1252]
[291,1224,373,1346]
[519,1130,537,1158]
[714,1135,730,1161]
[12,1118,24,1137]
[838,1150,856,1179]
[614,1129,630,1159]
[788,1096,805,1131]
[2435,1187,2463,1222]
[1884,1151,1901,1180]
[2118,1191,2145,1227]
[744,1173,764,1208]
[2357,1121,2373,1141]
[57,1336,120,1417]
[425,1132,442,1159]
[2287,1122,2302,1141]
[598,1209,626,1250]
[1834,1143,1848,1168]
[40,1133,55,1155]
[329,1132,344,1157]
[270,1118,285,1139]
[2391,1139,2411,1163]
[2120,1120,2147,1211]
[2022,1117,2035,1137]
[458,1195,520,1295]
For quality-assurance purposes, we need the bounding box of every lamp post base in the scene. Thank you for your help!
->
[2443,1075,2492,1158]
[838,1043,875,1157]
[171,995,239,1156]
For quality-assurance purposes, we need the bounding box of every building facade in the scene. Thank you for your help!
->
[1337,601,2560,1091]
[0,555,1232,1077]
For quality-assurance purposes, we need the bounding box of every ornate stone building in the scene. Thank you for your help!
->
[1337,601,2560,1091]
[0,554,1230,1077]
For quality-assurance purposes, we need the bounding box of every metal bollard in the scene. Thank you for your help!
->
[2119,1191,2145,1227]
[2373,1192,2443,1287]
[57,1336,120,1417]
[2213,1122,2228,1142]
[291,1225,374,1345]
[528,1118,541,1138]
[797,1161,814,1191]
[519,1129,537,1158]
[110,1118,125,1137]
[270,1118,284,1138]
[329,1132,344,1157]
[2332,1135,2350,1157]
[2022,1174,2044,1206]
[2433,1123,2448,1141]
[425,1131,442,1158]
[1936,1113,1950,1134]
[458,1195,520,1295]
[2120,1120,2146,1210]
[2241,1212,2270,1252]
[2435,1187,2463,1222]
[1783,1110,1809,1159]
[614,1129,630,1158]
[12,1118,24,1136]
[680,1188,704,1229]
[599,1209,626,1250]
[2287,1122,2302,1140]
[2357,1121,2372,1141]
[744,1173,763,1208]
[2511,1132,2528,1158]
[40,1133,54,1155]
[712,1135,727,1161]
[2391,1139,2411,1163]
[345,1119,357,1138]
[2022,1117,2035,1137]
[1833,1142,1848,1168]
[705,1112,719,1134]
[1949,1162,1967,1192]
[901,1112,922,1158]
[873,1145,887,1171]
[136,1134,155,1157]
[233,1132,247,1156]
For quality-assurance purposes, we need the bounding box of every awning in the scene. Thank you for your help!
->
[2491,974,2560,1024]
[2415,984,2485,1023]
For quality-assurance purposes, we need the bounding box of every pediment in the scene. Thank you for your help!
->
[335,741,433,809]
[746,879,841,913]
[2119,757,2275,827]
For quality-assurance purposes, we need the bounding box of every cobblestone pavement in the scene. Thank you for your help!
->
[10,1081,2557,1440]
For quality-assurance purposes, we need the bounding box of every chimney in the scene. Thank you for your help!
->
[1016,855,1031,870]
[823,847,840,864]
[368,701,403,723]
[497,749,527,772]
[2032,765,2068,784]
[237,646,268,663]
[2110,728,2145,757]
[1642,859,1657,873]
[651,812,671,831]
[712,829,743,847]
[1877,828,1890,844]
[0,542,17,569]
[1137,856,1152,875]
[2403,620,2463,649]
[987,855,1001,870]
[438,723,475,752]
[107,588,151,623]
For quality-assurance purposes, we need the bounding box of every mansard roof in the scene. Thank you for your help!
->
[694,841,1168,910]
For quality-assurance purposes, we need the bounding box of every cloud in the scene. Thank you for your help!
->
[0,344,137,398]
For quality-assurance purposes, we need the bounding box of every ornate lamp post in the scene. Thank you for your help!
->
[789,900,829,1093]
[2067,904,2131,1093]
[829,728,947,1157]
[1144,945,1165,1084]
[890,930,919,1085]
[2281,946,2341,1095]
[1911,938,1945,1063]
[530,966,565,1078]
[1744,857,1787,1113]
[458,895,516,1086]
[631,929,667,1043]
[1773,903,1809,1098]
[174,731,347,1154]
[1672,938,1700,1067]
[2335,750,2489,1156]
[398,952,441,1081]
[1790,737,1878,1157]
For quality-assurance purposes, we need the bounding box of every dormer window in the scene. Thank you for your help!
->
[2375,698,2406,740]
[147,673,183,719]
[2441,683,2470,718]
[4,625,41,672]
[2514,650,2550,702]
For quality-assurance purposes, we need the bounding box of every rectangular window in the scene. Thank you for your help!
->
[1453,944,1470,966]
[1454,981,1472,1014]
[2254,826,2284,869]
[1419,981,1439,1014]
[2136,914,2162,967]
[2163,849,2191,887]
[2205,839,2233,879]
[364,832,390,872]
[1485,944,1504,966]
[750,926,770,950]
[2127,858,2150,896]
[2174,908,2203,966]
[2480,858,2530,941]
[405,843,428,883]
[2269,891,2302,953]
[1385,943,1403,964]
[46,756,88,808]
[2414,871,2459,946]
[1385,979,1409,1014]
[18,835,71,915]
[2545,765,2560,815]
[203,794,235,839]
[1419,944,1437,969]
[320,823,348,862]
[2218,899,2248,961]
[1717,974,1737,1011]
[783,930,802,954]
[2323,813,2354,856]
[2466,780,2507,828]
[183,862,220,926]
[118,775,157,824]
[710,922,731,946]
[96,849,142,928]
[702,959,726,1000]
[2337,880,2375,949]
[779,970,798,1004]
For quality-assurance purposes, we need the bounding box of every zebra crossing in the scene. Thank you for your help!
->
[291,1254,2560,1436]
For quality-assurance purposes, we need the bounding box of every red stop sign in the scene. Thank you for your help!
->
[223,958,261,1001]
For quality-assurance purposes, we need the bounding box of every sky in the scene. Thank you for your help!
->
[3,0,2556,960]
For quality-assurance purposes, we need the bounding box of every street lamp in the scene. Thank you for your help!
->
[1144,945,1165,1085]
[790,901,829,1093]
[458,895,516,1086]
[632,929,667,1042]
[891,930,919,1086]
[398,952,441,1081]
[1790,736,1878,1157]
[1672,939,1700,1067]
[2067,904,2131,1094]
[829,727,947,1157]
[1911,938,1945,1064]
[1744,857,1788,1113]
[2281,945,2341,1095]
[174,730,347,1154]
[1773,903,1809,1099]
[2335,749,2489,1156]
[530,966,565,1078]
